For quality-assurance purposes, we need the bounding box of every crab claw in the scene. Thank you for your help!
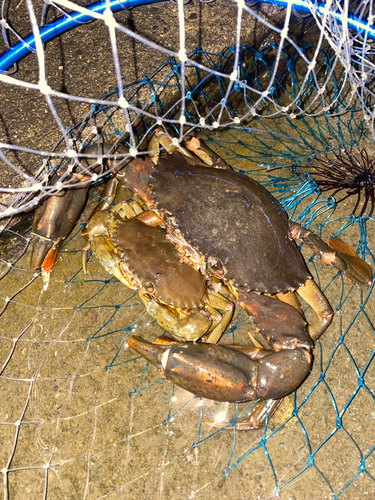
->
[128,292,313,430]
[30,234,56,271]
[30,184,90,289]
[30,237,62,290]
[327,238,373,287]
[128,335,259,401]
[128,335,168,369]
[40,244,62,290]
[132,335,283,431]
[128,333,311,403]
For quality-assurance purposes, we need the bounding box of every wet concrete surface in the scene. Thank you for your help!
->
[0,1,375,499]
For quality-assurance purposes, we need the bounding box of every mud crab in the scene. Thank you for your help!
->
[81,188,234,343]
[30,131,373,429]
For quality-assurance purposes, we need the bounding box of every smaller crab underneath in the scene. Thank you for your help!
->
[305,148,375,217]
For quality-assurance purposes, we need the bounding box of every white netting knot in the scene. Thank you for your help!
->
[178,49,187,62]
[66,149,77,158]
[118,97,129,109]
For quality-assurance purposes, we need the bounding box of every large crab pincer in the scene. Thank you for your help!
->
[129,291,311,399]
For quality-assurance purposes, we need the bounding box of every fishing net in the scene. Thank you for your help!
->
[0,0,374,498]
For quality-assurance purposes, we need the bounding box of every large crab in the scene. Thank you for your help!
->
[30,131,373,429]
[81,187,234,343]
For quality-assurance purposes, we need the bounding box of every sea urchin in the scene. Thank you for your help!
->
[307,148,375,217]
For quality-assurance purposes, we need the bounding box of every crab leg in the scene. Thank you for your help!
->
[87,177,118,221]
[275,290,303,315]
[148,128,195,163]
[203,289,234,344]
[128,293,312,429]
[288,221,373,287]
[203,399,283,431]
[81,177,119,274]
[183,136,232,170]
[296,279,333,341]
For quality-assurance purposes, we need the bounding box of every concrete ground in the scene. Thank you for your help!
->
[0,1,374,499]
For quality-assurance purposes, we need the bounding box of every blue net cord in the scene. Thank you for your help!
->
[1,0,375,73]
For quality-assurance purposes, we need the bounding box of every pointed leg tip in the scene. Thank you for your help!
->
[41,274,50,291]
[39,246,60,290]
[327,238,373,287]
[202,418,262,431]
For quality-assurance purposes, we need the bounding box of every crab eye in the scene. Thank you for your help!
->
[144,282,155,294]
[208,257,225,276]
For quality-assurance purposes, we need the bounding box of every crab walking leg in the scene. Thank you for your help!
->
[288,221,373,287]
[82,177,119,274]
[153,128,195,160]
[183,136,232,170]
[134,210,163,227]
[275,290,303,315]
[138,288,233,344]
[204,399,283,431]
[203,289,234,344]
[86,177,118,222]
[296,279,334,341]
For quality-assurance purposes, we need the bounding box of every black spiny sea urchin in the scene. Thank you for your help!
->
[306,148,375,217]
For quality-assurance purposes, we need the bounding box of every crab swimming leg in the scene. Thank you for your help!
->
[288,221,373,288]
[294,279,334,341]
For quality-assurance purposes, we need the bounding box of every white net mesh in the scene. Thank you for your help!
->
[0,0,374,498]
